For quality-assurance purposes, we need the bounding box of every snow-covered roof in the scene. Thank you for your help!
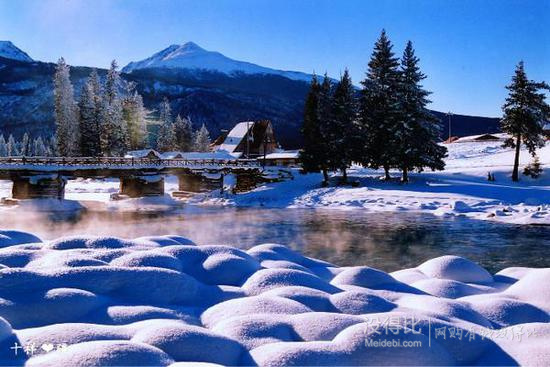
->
[161,151,237,160]
[125,149,162,159]
[263,150,301,160]
[453,133,508,143]
[217,121,254,153]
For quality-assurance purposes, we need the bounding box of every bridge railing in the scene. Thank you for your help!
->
[0,156,260,168]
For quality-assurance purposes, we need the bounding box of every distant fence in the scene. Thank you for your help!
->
[0,156,261,169]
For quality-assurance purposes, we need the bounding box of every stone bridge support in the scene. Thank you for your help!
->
[233,170,263,193]
[120,175,164,198]
[11,174,66,200]
[176,173,223,194]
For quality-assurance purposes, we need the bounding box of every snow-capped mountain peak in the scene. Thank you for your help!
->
[0,41,33,62]
[122,42,311,82]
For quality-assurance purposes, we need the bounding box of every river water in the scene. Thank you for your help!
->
[1,206,548,273]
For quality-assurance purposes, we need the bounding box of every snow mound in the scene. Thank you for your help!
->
[0,232,548,366]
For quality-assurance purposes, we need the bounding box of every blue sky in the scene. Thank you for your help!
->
[0,0,548,117]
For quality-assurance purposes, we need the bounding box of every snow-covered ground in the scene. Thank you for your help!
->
[0,230,547,366]
[0,140,549,225]
[202,141,550,225]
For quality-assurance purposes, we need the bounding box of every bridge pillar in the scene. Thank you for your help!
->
[120,175,164,198]
[12,174,66,200]
[175,173,223,194]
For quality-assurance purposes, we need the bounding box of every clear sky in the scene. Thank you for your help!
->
[0,0,548,117]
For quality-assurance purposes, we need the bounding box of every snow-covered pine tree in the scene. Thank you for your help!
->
[79,78,100,156]
[122,90,148,151]
[300,75,326,180]
[395,41,446,182]
[7,134,18,156]
[48,136,59,156]
[99,61,129,156]
[358,30,401,180]
[523,155,543,179]
[193,124,211,152]
[0,135,7,156]
[156,98,176,152]
[33,137,47,156]
[174,114,194,151]
[330,69,357,183]
[500,61,550,181]
[20,133,30,156]
[54,57,80,156]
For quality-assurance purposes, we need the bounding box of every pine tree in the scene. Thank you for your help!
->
[20,133,30,156]
[501,61,550,181]
[193,124,211,152]
[300,74,333,184]
[330,69,357,183]
[48,135,59,156]
[156,98,176,152]
[105,60,120,105]
[174,114,194,151]
[395,41,446,182]
[358,30,401,180]
[53,57,80,156]
[122,89,148,150]
[523,155,543,179]
[33,137,47,156]
[0,135,7,156]
[79,78,100,156]
[7,134,18,156]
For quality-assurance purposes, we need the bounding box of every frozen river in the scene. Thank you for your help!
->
[1,206,548,273]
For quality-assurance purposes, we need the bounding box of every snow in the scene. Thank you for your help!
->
[0,230,547,365]
[0,41,33,62]
[263,150,301,160]
[122,42,312,82]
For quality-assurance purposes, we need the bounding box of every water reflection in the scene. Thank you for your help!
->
[0,207,548,273]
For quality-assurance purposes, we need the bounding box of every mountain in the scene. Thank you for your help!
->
[0,41,33,62]
[0,41,501,149]
[122,42,312,82]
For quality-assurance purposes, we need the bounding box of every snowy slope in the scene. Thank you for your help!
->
[122,42,312,82]
[0,41,33,62]
[0,231,547,366]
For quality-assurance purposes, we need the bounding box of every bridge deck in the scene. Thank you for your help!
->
[0,157,261,179]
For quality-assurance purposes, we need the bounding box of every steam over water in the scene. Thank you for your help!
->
[1,206,549,273]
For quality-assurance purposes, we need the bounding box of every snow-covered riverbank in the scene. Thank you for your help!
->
[1,140,549,225]
[0,230,548,366]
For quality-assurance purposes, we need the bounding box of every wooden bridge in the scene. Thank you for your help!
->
[0,156,265,200]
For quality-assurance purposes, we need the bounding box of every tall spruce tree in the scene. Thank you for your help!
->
[300,74,329,182]
[156,98,177,152]
[54,57,80,156]
[100,61,129,156]
[123,88,148,151]
[7,135,18,156]
[174,115,194,151]
[33,137,47,156]
[20,133,30,156]
[500,61,550,181]
[330,69,357,183]
[0,135,7,156]
[79,78,100,156]
[193,124,211,152]
[358,30,401,180]
[395,41,446,182]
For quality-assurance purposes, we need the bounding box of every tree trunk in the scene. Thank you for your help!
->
[322,168,329,185]
[512,134,521,182]
[402,167,408,183]
[341,168,348,184]
[383,164,391,181]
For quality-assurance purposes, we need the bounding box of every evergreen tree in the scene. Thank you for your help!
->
[33,137,47,156]
[0,135,7,156]
[174,114,194,151]
[300,74,333,184]
[193,124,211,152]
[53,57,80,156]
[523,155,543,179]
[48,136,59,156]
[358,30,401,180]
[501,61,550,181]
[330,69,357,182]
[79,77,101,156]
[105,60,120,105]
[20,133,30,156]
[156,98,176,152]
[395,41,446,182]
[122,90,148,150]
[7,134,18,156]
